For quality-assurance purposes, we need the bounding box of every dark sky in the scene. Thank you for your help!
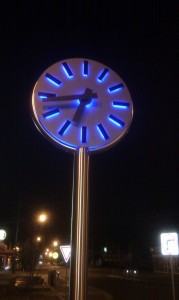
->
[1,1,178,251]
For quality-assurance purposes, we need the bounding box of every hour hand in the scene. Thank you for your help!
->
[72,101,86,123]
[72,88,95,124]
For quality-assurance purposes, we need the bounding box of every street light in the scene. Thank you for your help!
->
[35,213,48,255]
[37,213,48,223]
[36,236,42,242]
[53,240,59,247]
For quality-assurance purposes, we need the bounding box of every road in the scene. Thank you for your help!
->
[1,264,177,300]
[37,264,179,300]
[40,265,111,299]
[88,268,179,300]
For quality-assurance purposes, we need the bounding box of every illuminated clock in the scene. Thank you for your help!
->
[32,58,133,153]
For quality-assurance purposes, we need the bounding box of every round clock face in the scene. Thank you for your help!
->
[32,58,133,153]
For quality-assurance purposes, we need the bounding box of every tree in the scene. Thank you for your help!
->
[20,237,40,278]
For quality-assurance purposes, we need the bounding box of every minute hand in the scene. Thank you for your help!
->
[43,92,98,102]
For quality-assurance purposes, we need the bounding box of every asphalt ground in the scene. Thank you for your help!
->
[0,269,179,300]
[0,271,108,300]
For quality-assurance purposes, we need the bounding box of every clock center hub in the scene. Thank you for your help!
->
[81,87,96,105]
[80,97,92,105]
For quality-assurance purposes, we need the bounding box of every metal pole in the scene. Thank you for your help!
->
[65,264,68,300]
[170,256,176,300]
[69,147,89,300]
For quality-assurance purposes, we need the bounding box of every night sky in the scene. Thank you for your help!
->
[1,1,178,252]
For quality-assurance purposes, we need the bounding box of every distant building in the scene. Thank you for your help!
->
[0,242,14,269]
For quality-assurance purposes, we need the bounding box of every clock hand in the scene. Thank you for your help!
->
[42,91,98,102]
[72,88,94,123]
[73,100,86,123]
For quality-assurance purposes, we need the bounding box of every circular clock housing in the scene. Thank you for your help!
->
[32,58,133,153]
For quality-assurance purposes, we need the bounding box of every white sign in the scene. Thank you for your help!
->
[0,230,6,241]
[161,232,179,255]
[60,245,71,263]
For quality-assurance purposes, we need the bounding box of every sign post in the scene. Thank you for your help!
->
[60,245,71,299]
[160,232,179,300]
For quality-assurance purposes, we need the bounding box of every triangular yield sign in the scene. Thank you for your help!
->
[60,245,71,263]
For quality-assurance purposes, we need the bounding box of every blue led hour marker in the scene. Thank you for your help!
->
[83,60,89,76]
[97,123,109,140]
[38,92,56,99]
[45,73,62,86]
[81,126,87,143]
[97,68,109,82]
[108,83,124,93]
[42,108,60,119]
[112,101,129,108]
[58,120,71,136]
[62,62,73,78]
[109,114,125,127]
